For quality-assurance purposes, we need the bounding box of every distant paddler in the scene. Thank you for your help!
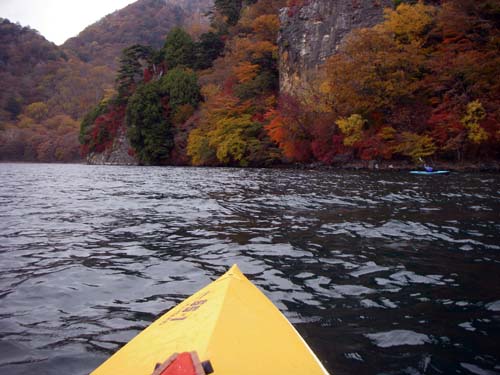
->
[419,157,434,172]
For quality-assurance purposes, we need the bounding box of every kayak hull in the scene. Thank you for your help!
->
[91,265,330,375]
[410,170,450,175]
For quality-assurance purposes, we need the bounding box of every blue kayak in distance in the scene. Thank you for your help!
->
[410,170,450,175]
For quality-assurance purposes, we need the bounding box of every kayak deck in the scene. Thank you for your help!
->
[92,265,330,375]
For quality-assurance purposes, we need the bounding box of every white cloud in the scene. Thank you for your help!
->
[0,0,136,45]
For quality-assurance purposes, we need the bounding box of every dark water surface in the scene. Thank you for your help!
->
[1,163,499,375]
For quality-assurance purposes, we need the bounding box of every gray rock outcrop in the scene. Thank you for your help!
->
[87,126,138,165]
[279,0,393,95]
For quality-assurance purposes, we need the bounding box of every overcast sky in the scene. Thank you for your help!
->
[0,0,137,45]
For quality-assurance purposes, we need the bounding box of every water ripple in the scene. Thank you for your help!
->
[0,164,499,375]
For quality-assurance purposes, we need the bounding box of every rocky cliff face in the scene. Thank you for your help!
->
[279,0,393,95]
[87,126,138,165]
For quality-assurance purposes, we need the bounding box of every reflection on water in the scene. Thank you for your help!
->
[0,163,499,375]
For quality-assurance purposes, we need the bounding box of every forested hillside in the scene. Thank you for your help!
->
[63,0,212,69]
[0,0,212,162]
[0,19,112,162]
[80,0,500,167]
[0,19,65,121]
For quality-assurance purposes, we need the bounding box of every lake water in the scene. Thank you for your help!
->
[0,163,499,375]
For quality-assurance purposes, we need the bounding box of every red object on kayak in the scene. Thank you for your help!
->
[153,352,213,375]
[159,352,196,375]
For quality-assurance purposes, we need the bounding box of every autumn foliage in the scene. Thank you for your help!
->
[270,1,500,165]
[3,0,499,166]
[185,0,286,166]
[88,0,498,167]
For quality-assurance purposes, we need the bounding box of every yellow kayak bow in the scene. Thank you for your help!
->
[92,264,330,375]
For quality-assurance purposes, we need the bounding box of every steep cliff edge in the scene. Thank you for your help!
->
[279,0,393,95]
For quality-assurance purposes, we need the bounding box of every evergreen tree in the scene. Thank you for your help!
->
[159,68,201,112]
[5,97,22,120]
[116,44,154,98]
[214,0,243,26]
[126,82,173,164]
[162,28,195,69]
[193,32,225,70]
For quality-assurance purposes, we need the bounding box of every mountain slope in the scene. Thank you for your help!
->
[0,18,67,121]
[63,0,212,69]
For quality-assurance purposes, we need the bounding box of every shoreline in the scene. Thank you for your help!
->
[1,159,500,172]
[286,160,500,172]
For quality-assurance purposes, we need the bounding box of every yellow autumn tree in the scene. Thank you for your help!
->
[461,100,489,144]
[319,25,426,117]
[318,1,435,117]
[382,2,436,44]
[233,62,260,83]
[336,114,366,146]
[187,85,272,166]
[251,14,280,41]
[208,114,263,166]
[25,102,49,122]
[187,128,216,166]
[392,132,437,161]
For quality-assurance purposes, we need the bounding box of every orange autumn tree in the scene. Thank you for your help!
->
[319,2,433,116]
[265,94,315,162]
